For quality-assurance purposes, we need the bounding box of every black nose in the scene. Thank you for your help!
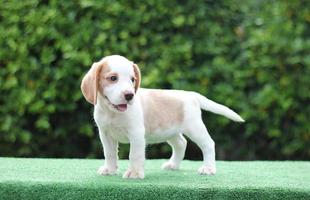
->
[124,93,134,101]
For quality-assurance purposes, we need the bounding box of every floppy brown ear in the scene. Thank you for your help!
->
[81,62,100,105]
[133,63,141,93]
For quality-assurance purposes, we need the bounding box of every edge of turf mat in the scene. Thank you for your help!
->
[1,158,309,200]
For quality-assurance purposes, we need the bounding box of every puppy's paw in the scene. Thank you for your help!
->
[97,165,117,176]
[161,161,179,170]
[198,165,216,175]
[122,168,144,179]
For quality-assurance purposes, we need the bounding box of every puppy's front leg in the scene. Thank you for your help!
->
[123,128,145,179]
[97,127,118,175]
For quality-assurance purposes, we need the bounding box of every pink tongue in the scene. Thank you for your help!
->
[116,104,127,111]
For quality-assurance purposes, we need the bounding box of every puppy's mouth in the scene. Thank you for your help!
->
[104,96,128,112]
[113,104,127,112]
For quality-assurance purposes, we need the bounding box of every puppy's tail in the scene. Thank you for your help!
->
[195,93,245,122]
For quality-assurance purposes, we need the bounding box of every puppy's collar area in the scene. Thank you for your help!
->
[103,95,128,112]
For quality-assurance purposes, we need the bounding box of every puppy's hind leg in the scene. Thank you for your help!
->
[185,119,216,175]
[162,134,187,170]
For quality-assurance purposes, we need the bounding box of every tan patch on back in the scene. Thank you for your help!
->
[142,90,184,133]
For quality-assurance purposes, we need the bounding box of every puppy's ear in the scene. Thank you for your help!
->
[133,63,141,93]
[81,62,101,105]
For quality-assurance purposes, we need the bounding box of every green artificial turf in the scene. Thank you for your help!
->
[0,158,309,200]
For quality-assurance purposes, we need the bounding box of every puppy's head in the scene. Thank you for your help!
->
[81,55,141,112]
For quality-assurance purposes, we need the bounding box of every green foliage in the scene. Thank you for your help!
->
[0,0,309,160]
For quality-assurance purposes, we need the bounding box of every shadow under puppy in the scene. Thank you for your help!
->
[81,55,244,179]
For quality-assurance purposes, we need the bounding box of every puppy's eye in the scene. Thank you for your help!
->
[131,77,135,83]
[110,76,118,82]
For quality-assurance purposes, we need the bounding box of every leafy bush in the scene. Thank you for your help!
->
[0,0,309,160]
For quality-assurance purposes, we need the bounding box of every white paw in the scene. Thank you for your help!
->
[198,165,216,175]
[161,161,179,170]
[97,165,117,176]
[122,169,144,179]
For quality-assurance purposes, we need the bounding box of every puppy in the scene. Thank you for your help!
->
[81,55,244,179]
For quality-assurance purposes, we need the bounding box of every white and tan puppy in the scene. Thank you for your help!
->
[81,55,244,179]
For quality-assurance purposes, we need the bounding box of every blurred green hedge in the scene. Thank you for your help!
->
[0,0,309,160]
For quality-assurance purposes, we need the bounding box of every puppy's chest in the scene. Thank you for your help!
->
[103,125,129,143]
[95,113,130,143]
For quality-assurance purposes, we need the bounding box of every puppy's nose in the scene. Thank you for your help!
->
[124,92,134,101]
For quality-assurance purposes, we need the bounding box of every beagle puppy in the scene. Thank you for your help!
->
[81,55,244,179]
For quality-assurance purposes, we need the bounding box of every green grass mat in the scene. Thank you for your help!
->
[0,158,309,199]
